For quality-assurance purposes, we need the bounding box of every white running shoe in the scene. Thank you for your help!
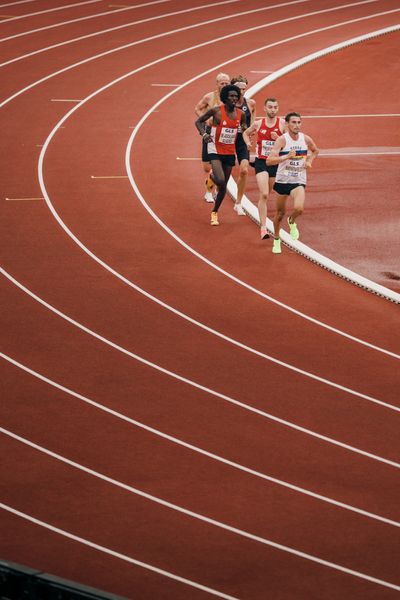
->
[204,191,214,203]
[234,203,246,216]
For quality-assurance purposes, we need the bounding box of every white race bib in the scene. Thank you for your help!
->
[219,127,236,144]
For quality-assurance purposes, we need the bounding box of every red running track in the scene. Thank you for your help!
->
[1,1,399,599]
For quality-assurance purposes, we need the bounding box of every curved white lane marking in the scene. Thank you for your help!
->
[237,28,400,303]
[3,263,400,429]
[0,0,210,45]
[2,353,400,515]
[0,503,238,599]
[0,0,101,23]
[27,9,398,368]
[2,428,400,563]
[0,0,266,50]
[0,0,379,108]
[1,501,399,591]
[0,0,38,8]
[3,8,397,413]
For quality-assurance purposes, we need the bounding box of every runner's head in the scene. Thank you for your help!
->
[215,72,230,92]
[285,112,302,134]
[220,84,241,107]
[231,75,248,97]
[264,97,279,119]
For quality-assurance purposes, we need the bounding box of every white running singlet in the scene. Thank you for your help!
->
[275,132,308,185]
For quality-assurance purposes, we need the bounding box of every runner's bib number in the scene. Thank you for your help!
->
[218,127,236,144]
[284,158,304,177]
[261,139,274,156]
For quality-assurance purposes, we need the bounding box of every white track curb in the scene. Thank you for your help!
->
[229,25,400,304]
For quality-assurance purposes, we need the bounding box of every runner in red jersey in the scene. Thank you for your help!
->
[195,72,230,202]
[243,98,285,239]
[195,85,247,225]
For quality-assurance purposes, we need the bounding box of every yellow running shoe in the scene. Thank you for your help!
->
[287,216,299,240]
[272,238,281,253]
[210,211,219,226]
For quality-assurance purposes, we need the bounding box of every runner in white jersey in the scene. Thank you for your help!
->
[267,112,318,254]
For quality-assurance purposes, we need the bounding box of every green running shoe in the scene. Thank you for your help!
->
[272,238,281,254]
[287,217,299,240]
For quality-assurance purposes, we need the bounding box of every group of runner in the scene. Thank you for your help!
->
[194,72,319,254]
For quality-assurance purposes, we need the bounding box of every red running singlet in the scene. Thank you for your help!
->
[207,105,242,155]
[256,117,284,159]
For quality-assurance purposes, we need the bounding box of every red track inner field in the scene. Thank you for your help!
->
[247,30,400,290]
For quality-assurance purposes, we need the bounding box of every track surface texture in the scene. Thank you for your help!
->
[1,1,399,599]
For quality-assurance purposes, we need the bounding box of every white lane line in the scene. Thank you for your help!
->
[0,0,239,47]
[0,0,183,44]
[2,352,400,515]
[0,0,101,23]
[1,501,399,592]
[2,294,400,472]
[32,10,399,402]
[0,0,366,109]
[5,196,43,201]
[20,4,397,360]
[5,259,398,415]
[2,427,400,568]
[0,0,38,8]
[1,8,397,414]
[0,0,305,70]
[0,503,239,599]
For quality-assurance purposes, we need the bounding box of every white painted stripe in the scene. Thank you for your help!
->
[2,351,399,517]
[0,0,38,7]
[31,10,399,408]
[1,502,399,591]
[243,26,400,303]
[3,262,400,453]
[5,196,43,201]
[0,0,101,23]
[0,0,373,109]
[20,3,397,361]
[2,427,399,557]
[0,0,294,64]
[0,503,239,599]
[0,0,174,42]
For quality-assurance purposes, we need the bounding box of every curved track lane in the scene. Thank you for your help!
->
[1,1,399,598]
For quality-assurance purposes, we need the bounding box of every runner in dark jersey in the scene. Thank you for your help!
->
[230,75,256,216]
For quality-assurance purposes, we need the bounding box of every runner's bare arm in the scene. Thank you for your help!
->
[242,118,260,149]
[194,92,212,116]
[266,136,296,165]
[305,135,319,169]
[248,98,256,124]
[195,107,218,140]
